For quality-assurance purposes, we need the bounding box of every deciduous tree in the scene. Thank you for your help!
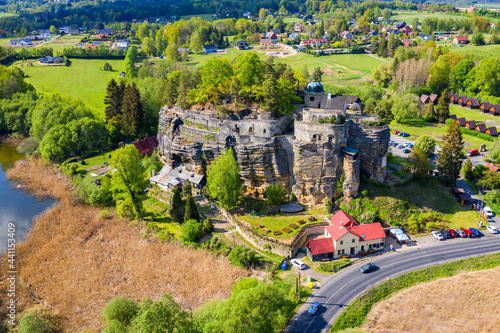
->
[415,135,436,156]
[207,148,241,209]
[437,121,464,186]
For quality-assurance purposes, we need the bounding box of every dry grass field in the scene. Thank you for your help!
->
[363,267,500,333]
[0,159,247,332]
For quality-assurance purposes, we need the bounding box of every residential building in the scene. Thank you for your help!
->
[262,32,278,42]
[457,95,469,107]
[479,102,492,112]
[38,56,65,64]
[150,163,205,190]
[115,39,129,49]
[236,40,249,50]
[10,39,32,46]
[340,31,353,40]
[294,25,305,32]
[419,34,431,40]
[95,28,113,35]
[475,123,487,133]
[465,120,476,129]
[260,38,274,47]
[467,98,479,109]
[453,36,469,44]
[396,21,407,29]
[132,136,158,156]
[306,210,386,261]
[486,127,498,136]
[300,38,328,47]
[402,39,414,47]
[271,28,281,34]
[68,29,79,35]
[288,33,299,41]
[368,30,378,37]
[243,11,252,18]
[203,44,218,53]
[177,47,189,55]
[38,29,54,38]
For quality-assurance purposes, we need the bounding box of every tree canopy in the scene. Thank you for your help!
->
[206,148,241,209]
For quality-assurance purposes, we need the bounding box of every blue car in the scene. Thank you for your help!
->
[469,228,483,237]
[400,132,410,137]
[309,302,321,315]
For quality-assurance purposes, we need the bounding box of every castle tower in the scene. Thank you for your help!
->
[304,74,325,108]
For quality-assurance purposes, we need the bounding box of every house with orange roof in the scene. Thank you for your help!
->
[306,210,386,261]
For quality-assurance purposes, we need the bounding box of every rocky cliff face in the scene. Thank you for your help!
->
[157,107,390,204]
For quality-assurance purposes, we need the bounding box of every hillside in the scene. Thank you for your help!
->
[363,266,500,333]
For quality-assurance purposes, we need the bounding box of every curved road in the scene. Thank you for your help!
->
[286,236,500,333]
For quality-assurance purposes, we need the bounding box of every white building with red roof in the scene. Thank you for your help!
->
[306,210,386,261]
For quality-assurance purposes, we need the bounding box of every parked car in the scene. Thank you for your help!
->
[360,262,377,273]
[462,228,475,238]
[486,225,499,234]
[466,149,479,157]
[432,231,445,241]
[291,259,306,270]
[455,229,467,238]
[447,229,459,238]
[394,130,399,135]
[439,230,451,239]
[405,142,414,148]
[400,132,410,137]
[469,228,483,237]
[308,302,321,315]
[483,207,494,217]
[398,144,405,149]
[403,148,411,154]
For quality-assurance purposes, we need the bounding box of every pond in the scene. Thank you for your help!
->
[0,141,54,252]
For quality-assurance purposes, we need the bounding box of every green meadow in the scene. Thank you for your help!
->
[17,58,125,117]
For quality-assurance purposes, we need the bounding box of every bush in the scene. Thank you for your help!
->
[16,137,40,157]
[102,295,138,331]
[59,161,78,176]
[445,118,454,125]
[229,246,259,269]
[180,219,203,243]
[17,305,62,333]
[323,197,332,214]
[103,62,113,71]
[184,194,200,222]
[76,176,113,206]
[264,184,287,205]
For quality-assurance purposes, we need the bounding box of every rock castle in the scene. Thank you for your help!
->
[157,78,390,204]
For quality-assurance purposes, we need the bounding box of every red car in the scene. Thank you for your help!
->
[462,228,475,238]
[394,130,399,135]
[447,229,459,238]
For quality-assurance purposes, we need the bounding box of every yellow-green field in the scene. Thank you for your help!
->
[16,58,125,117]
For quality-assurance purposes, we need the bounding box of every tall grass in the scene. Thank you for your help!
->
[331,253,500,332]
[1,159,247,332]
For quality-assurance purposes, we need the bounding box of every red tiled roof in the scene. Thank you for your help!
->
[307,237,335,255]
[455,36,468,41]
[486,163,499,172]
[429,93,438,102]
[349,222,386,241]
[132,135,158,155]
[420,94,429,104]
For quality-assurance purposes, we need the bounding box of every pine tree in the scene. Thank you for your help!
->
[313,67,324,82]
[163,78,178,106]
[104,79,122,123]
[262,75,278,113]
[437,121,464,186]
[301,65,310,80]
[425,101,436,122]
[184,194,200,222]
[121,83,144,138]
[176,71,190,109]
[203,217,214,234]
[377,36,387,57]
[435,89,450,123]
[170,187,184,222]
[462,158,473,180]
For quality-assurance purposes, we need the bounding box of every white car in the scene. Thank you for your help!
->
[291,259,306,270]
[486,225,499,234]
[431,231,445,241]
[483,207,494,217]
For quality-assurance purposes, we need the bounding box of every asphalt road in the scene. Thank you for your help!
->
[285,236,500,333]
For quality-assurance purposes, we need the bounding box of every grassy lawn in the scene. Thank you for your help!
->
[0,12,17,18]
[331,252,500,332]
[349,177,480,231]
[237,203,326,240]
[17,58,126,117]
[389,119,495,150]
[76,149,117,172]
[180,13,216,22]
[392,11,465,21]
[448,43,500,59]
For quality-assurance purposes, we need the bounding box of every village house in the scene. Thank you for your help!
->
[10,39,32,46]
[288,33,299,41]
[479,101,492,113]
[340,31,353,40]
[449,93,460,104]
[306,210,386,261]
[396,21,407,29]
[475,123,487,133]
[486,127,498,136]
[420,94,430,104]
[38,29,54,38]
[489,104,500,116]
[456,117,467,126]
[262,32,278,43]
[368,30,378,37]
[429,93,438,103]
[260,38,274,48]
[465,120,476,129]
[453,36,469,44]
[203,44,218,53]
[237,40,249,50]
[467,97,479,109]
[25,35,43,42]
[132,136,158,157]
[457,95,469,107]
[115,39,129,49]
[68,29,79,35]
[401,25,412,34]
[150,163,205,190]
[38,56,65,65]
[300,38,328,47]
[419,34,431,40]
[294,25,305,32]
[95,28,113,36]
[402,39,414,47]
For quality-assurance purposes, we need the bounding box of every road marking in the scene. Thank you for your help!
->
[294,239,500,333]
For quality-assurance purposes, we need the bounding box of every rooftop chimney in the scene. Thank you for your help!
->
[328,91,332,99]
